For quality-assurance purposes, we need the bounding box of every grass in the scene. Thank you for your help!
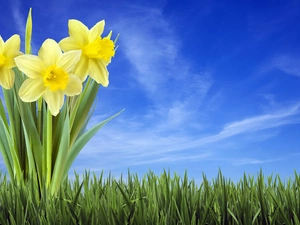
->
[0,169,299,224]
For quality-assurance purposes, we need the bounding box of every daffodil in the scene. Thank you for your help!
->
[15,39,82,116]
[0,35,22,89]
[59,19,115,86]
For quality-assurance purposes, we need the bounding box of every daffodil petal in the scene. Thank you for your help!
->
[74,55,89,81]
[19,78,45,102]
[64,74,82,96]
[68,19,89,46]
[0,36,4,52]
[39,39,62,68]
[89,59,109,87]
[57,50,81,73]
[3,34,20,58]
[43,89,64,116]
[0,67,14,89]
[106,30,113,39]
[15,55,44,78]
[59,37,81,51]
[5,52,22,68]
[89,20,105,41]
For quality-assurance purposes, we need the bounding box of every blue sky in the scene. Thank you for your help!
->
[1,0,300,182]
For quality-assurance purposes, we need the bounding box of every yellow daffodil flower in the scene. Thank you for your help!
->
[15,39,82,116]
[0,35,22,89]
[59,19,115,86]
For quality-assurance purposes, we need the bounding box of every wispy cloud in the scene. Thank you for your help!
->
[270,55,300,77]
[231,157,284,166]
[184,102,300,149]
[108,4,214,131]
[10,0,40,53]
[72,101,300,174]
[112,7,179,95]
[11,0,26,36]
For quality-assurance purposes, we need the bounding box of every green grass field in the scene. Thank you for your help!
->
[0,170,299,225]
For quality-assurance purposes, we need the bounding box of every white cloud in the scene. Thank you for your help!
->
[11,0,26,36]
[109,5,214,133]
[221,104,299,135]
[184,102,300,149]
[71,101,300,174]
[271,55,300,77]
[259,55,300,77]
[231,157,284,166]
[114,8,179,95]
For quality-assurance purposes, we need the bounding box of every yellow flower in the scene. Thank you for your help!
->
[0,35,22,89]
[15,39,82,116]
[59,19,115,86]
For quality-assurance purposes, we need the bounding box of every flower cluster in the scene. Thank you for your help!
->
[0,9,121,195]
[0,19,115,116]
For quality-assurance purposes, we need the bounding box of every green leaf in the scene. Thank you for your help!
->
[64,109,124,178]
[2,88,22,180]
[69,78,100,146]
[0,98,9,129]
[14,87,44,188]
[25,8,32,54]
[22,121,37,176]
[50,112,70,194]
[0,119,14,178]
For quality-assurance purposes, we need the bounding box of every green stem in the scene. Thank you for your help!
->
[37,98,43,139]
[46,108,52,187]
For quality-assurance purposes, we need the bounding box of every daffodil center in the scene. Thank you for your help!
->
[83,37,115,60]
[43,66,69,91]
[0,54,6,67]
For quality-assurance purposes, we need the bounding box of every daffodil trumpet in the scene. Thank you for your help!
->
[0,8,122,195]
